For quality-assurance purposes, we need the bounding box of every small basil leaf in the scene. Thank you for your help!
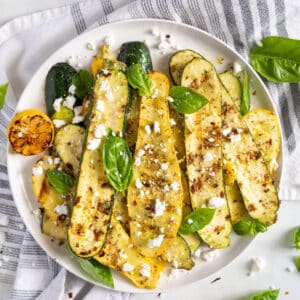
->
[294,227,300,249]
[66,244,114,288]
[295,256,300,272]
[72,69,93,99]
[103,130,133,193]
[127,63,151,96]
[255,221,268,233]
[0,82,9,111]
[179,208,216,235]
[250,36,300,83]
[46,169,75,195]
[247,289,279,300]
[169,86,208,114]
[240,69,250,116]
[233,218,252,235]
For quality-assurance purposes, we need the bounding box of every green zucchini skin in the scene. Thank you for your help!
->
[45,63,77,116]
[118,41,153,72]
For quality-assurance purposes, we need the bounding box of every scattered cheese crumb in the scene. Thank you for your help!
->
[286,266,295,273]
[169,268,188,278]
[53,98,63,112]
[32,208,42,217]
[167,96,174,103]
[68,84,76,95]
[187,218,193,224]
[87,41,96,51]
[170,118,176,126]
[203,153,213,162]
[32,166,43,176]
[54,203,68,215]
[161,163,168,171]
[154,121,160,133]
[47,157,54,165]
[119,249,127,259]
[54,157,61,164]
[87,138,101,150]
[222,128,231,136]
[256,39,263,47]
[63,96,76,110]
[136,231,142,237]
[147,235,164,248]
[154,199,166,217]
[0,214,9,226]
[145,125,151,135]
[152,89,159,99]
[135,178,143,189]
[159,227,165,234]
[193,247,201,259]
[115,215,122,221]
[73,106,82,116]
[163,185,170,193]
[52,119,66,128]
[270,158,279,171]
[170,181,180,191]
[134,156,141,167]
[151,27,160,36]
[96,100,105,112]
[94,124,106,139]
[72,116,85,124]
[201,248,219,262]
[248,257,265,276]
[208,137,215,142]
[230,134,241,143]
[140,263,151,278]
[122,262,134,272]
[104,35,113,46]
[233,62,243,75]
[209,197,226,208]
[17,132,23,137]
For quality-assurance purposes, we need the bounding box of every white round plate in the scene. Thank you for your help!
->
[7,19,283,293]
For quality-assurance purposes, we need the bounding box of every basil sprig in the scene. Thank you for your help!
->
[250,36,300,83]
[66,244,114,288]
[103,130,133,194]
[72,69,93,99]
[233,217,267,236]
[169,86,208,114]
[46,169,75,195]
[295,256,300,272]
[179,208,216,235]
[0,82,9,111]
[293,227,300,249]
[127,63,151,96]
[240,69,250,116]
[247,289,279,300]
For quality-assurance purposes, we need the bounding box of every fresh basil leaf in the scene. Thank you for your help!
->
[0,82,9,111]
[66,244,114,288]
[169,86,208,114]
[295,256,300,272]
[72,69,93,99]
[103,130,133,193]
[234,218,268,236]
[46,169,75,195]
[247,289,279,300]
[240,69,250,116]
[127,63,151,96]
[250,36,300,83]
[293,227,300,249]
[179,208,216,235]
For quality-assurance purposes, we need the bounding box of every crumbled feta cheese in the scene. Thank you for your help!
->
[209,171,216,177]
[104,35,113,46]
[47,156,54,165]
[170,181,180,191]
[134,156,141,166]
[203,153,213,162]
[140,263,151,278]
[102,69,109,75]
[153,121,160,133]
[237,128,243,133]
[170,118,176,126]
[115,215,122,221]
[72,116,85,124]
[201,203,207,208]
[32,166,43,176]
[169,268,188,278]
[172,260,179,268]
[208,137,215,142]
[177,207,181,215]
[152,89,159,99]
[151,27,160,36]
[230,134,241,143]
[67,55,75,65]
[122,262,134,272]
[159,227,165,234]
[248,257,265,276]
[161,163,168,171]
[94,124,106,139]
[54,157,61,164]
[87,41,96,51]
[68,84,76,95]
[201,248,219,262]
[256,39,263,47]
[53,98,63,112]
[73,106,82,116]
[154,198,166,217]
[52,119,66,128]
[96,100,105,112]
[17,132,23,137]
[187,218,193,224]
[136,231,142,237]
[63,95,76,110]
[119,249,127,259]
[147,235,164,248]
[135,178,143,189]
[222,128,231,136]
[209,197,226,208]
[137,149,145,157]
[163,185,170,193]
[286,266,295,272]
[145,125,151,135]
[193,247,201,259]
[0,214,9,226]
[87,138,101,150]
[233,62,243,75]
[167,96,174,103]
[54,203,68,215]
[270,158,279,171]
[32,208,42,217]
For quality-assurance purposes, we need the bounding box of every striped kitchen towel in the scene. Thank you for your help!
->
[0,0,299,299]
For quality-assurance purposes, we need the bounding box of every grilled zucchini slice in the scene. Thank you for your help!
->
[68,68,129,257]
[161,235,194,270]
[221,86,279,226]
[41,212,67,241]
[169,50,202,84]
[54,125,85,176]
[94,218,165,289]
[219,71,242,109]
[127,71,184,257]
[182,57,231,249]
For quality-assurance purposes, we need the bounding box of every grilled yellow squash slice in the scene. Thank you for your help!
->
[41,212,67,241]
[127,71,184,257]
[221,86,279,225]
[181,57,231,249]
[68,69,129,257]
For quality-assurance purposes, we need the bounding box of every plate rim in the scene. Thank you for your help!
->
[6,17,284,293]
